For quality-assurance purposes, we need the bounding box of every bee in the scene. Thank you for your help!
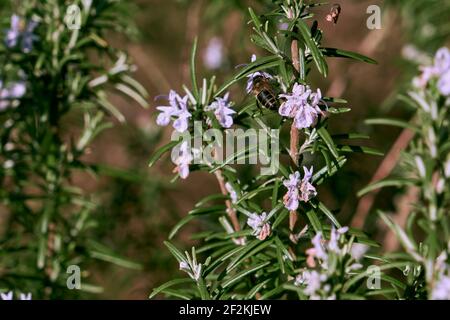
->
[326,4,342,24]
[252,75,280,111]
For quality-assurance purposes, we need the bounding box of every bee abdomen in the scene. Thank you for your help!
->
[257,90,279,110]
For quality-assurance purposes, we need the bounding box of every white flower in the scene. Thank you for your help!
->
[1,291,13,300]
[179,260,202,281]
[174,142,193,179]
[247,212,271,240]
[19,293,32,300]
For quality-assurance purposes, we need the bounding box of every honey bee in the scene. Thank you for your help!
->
[252,75,279,111]
[326,4,342,24]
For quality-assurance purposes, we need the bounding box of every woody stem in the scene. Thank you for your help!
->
[214,170,241,232]
[288,38,301,237]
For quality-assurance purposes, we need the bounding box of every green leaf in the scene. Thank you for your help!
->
[321,48,377,64]
[306,209,323,233]
[245,279,271,299]
[190,37,199,98]
[226,239,273,272]
[365,118,419,133]
[169,215,196,239]
[297,19,328,77]
[358,178,416,197]
[148,139,181,168]
[222,261,271,289]
[149,278,192,299]
[188,205,226,216]
[272,208,289,229]
[164,241,186,263]
[248,7,263,31]
[332,133,370,140]
[318,127,339,159]
[313,156,347,185]
[317,202,341,228]
[337,145,384,157]
[195,194,228,207]
[87,241,141,270]
[342,262,410,292]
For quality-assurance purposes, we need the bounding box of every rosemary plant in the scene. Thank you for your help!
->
[0,0,147,299]
[362,47,450,300]
[149,1,392,300]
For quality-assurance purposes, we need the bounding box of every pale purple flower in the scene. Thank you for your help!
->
[282,167,317,211]
[296,270,327,297]
[206,93,235,128]
[310,232,327,261]
[299,166,317,202]
[434,47,450,74]
[246,55,273,94]
[5,15,20,48]
[5,15,38,53]
[247,212,271,240]
[225,182,238,204]
[1,291,13,300]
[432,274,450,300]
[350,243,368,261]
[203,37,224,70]
[282,172,301,210]
[438,70,450,96]
[156,90,191,133]
[174,141,193,179]
[328,227,341,254]
[0,80,26,111]
[279,83,322,129]
[414,47,450,96]
[327,227,348,254]
[21,21,38,53]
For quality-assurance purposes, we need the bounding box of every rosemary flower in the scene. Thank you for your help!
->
[282,166,317,211]
[156,90,191,133]
[206,92,235,128]
[247,212,271,240]
[279,83,323,129]
[414,47,450,96]
[5,14,38,53]
[173,141,193,179]
[179,261,202,281]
